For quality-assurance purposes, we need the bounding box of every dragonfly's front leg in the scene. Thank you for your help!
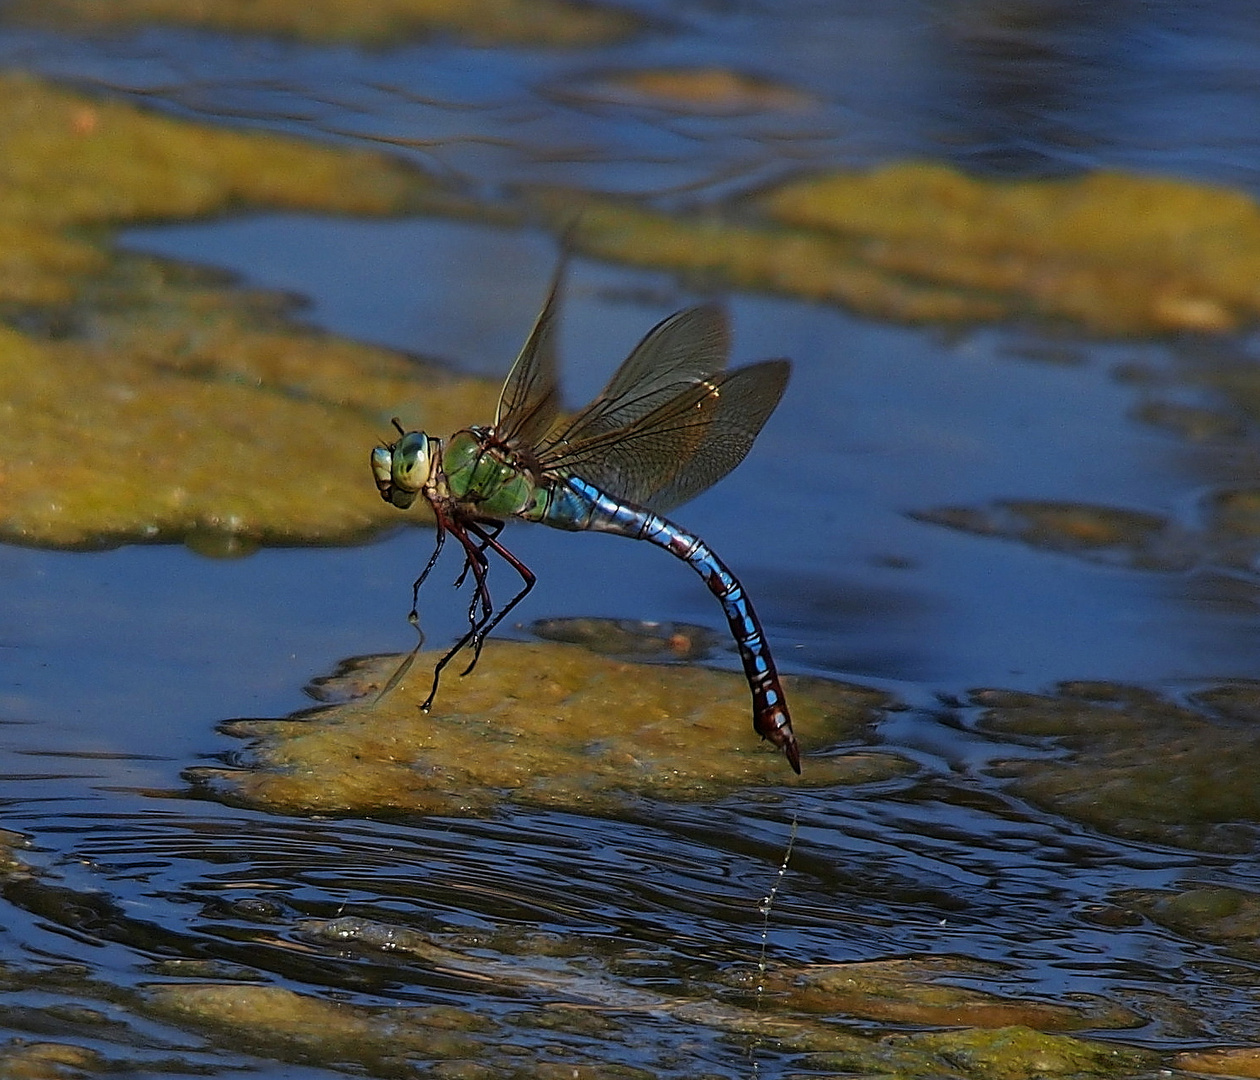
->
[407,518,448,622]
[378,520,448,703]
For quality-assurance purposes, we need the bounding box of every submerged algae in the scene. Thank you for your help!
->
[145,915,1153,1077]
[187,640,909,815]
[911,500,1195,573]
[974,682,1260,852]
[144,983,485,1069]
[142,976,1153,1080]
[913,489,1260,582]
[0,73,497,548]
[539,160,1260,336]
[554,68,811,115]
[764,164,1259,335]
[0,1040,105,1079]
[1128,885,1260,959]
[0,821,1220,1078]
[8,0,641,47]
[754,957,1138,1032]
[1177,1046,1260,1078]
[897,1025,1154,1080]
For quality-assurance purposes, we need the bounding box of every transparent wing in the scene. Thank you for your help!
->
[537,359,789,513]
[536,304,730,455]
[492,258,565,447]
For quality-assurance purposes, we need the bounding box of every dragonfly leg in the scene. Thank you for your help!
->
[453,519,503,589]
[377,520,447,703]
[421,521,499,711]
[454,519,503,631]
[459,546,492,633]
[408,519,448,621]
[458,519,536,677]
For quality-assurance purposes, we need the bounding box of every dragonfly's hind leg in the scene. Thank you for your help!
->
[453,520,503,588]
[421,521,500,711]
[458,520,536,676]
[454,519,503,632]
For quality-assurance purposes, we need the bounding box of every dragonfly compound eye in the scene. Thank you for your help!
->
[371,431,432,509]
[392,431,435,500]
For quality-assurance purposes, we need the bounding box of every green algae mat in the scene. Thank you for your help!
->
[8,67,1260,552]
[0,72,497,549]
[0,829,1155,1080]
[540,162,1260,335]
[188,640,911,814]
[6,0,641,47]
[136,965,1150,1079]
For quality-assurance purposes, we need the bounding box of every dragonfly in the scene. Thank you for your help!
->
[371,261,800,773]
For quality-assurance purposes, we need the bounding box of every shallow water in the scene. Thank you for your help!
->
[4,3,1260,1077]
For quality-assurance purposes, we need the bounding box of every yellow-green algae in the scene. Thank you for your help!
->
[895,1025,1153,1080]
[540,194,1011,325]
[0,319,494,548]
[9,0,641,48]
[1177,1046,1260,1078]
[742,957,1138,1032]
[764,164,1260,334]
[911,500,1195,572]
[187,641,911,814]
[1121,885,1260,961]
[974,682,1260,852]
[0,72,499,547]
[143,920,1155,1078]
[916,488,1260,581]
[536,161,1260,335]
[555,68,812,115]
[0,1041,104,1080]
[0,73,436,228]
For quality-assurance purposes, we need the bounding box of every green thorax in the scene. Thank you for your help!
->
[442,429,549,519]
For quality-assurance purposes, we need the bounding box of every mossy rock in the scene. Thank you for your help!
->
[974,683,1260,852]
[900,1025,1156,1080]
[188,640,911,815]
[5,0,642,48]
[534,162,1260,336]
[0,73,498,548]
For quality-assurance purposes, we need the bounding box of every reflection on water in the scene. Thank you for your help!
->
[4,0,1260,1076]
[932,0,1127,174]
[5,742,1260,1074]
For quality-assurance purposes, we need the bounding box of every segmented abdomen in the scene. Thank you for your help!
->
[539,476,801,773]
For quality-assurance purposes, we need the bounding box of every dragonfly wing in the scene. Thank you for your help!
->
[493,258,565,447]
[591,303,730,413]
[537,304,730,454]
[541,359,789,513]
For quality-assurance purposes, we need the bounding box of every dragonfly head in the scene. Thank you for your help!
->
[371,427,440,510]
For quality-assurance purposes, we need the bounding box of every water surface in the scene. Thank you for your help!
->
[4,3,1260,1076]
